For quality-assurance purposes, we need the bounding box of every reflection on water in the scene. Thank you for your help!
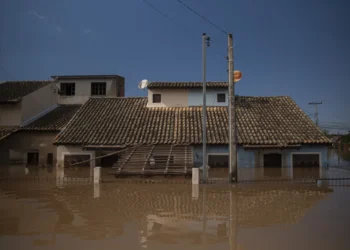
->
[1,181,350,250]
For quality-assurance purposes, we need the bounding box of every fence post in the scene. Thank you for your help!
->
[94,184,100,198]
[192,168,200,199]
[192,168,199,185]
[94,167,101,184]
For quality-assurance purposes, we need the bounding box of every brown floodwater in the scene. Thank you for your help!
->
[0,180,349,250]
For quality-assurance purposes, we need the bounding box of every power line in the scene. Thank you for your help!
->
[176,0,228,35]
[143,0,182,29]
[141,0,226,59]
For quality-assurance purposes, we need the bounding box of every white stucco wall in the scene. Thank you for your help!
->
[21,83,57,124]
[0,103,22,126]
[57,79,119,105]
[188,89,228,106]
[147,89,189,107]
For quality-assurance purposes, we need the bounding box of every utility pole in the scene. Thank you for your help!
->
[202,33,210,183]
[228,33,237,183]
[308,101,322,127]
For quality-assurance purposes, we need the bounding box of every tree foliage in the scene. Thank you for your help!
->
[341,133,350,144]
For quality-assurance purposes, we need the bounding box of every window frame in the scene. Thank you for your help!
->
[91,82,107,96]
[60,82,76,96]
[217,93,226,103]
[152,94,161,103]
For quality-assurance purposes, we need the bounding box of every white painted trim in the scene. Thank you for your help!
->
[290,152,322,178]
[62,152,93,167]
[207,153,229,167]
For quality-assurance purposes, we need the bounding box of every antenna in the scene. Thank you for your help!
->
[52,75,61,94]
[308,101,322,127]
[138,79,149,89]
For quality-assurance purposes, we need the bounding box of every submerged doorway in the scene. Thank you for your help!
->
[208,154,229,179]
[27,152,39,165]
[263,153,282,177]
[292,153,320,179]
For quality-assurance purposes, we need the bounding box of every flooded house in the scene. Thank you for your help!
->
[0,80,58,165]
[0,75,125,167]
[54,82,331,180]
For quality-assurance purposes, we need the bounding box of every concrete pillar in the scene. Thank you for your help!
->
[94,167,101,184]
[56,166,64,188]
[192,168,199,184]
[56,166,64,178]
[93,184,100,198]
[192,184,199,200]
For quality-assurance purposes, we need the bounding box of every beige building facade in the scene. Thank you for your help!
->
[56,75,125,105]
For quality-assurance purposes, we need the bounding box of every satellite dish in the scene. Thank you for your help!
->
[234,70,243,83]
[138,79,149,89]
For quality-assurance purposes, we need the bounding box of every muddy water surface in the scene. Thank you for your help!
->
[0,181,349,250]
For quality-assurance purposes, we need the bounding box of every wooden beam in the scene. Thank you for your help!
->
[118,147,137,172]
[184,146,188,173]
[164,145,174,174]
[142,146,155,172]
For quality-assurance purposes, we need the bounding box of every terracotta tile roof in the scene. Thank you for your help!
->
[0,81,52,104]
[0,126,19,141]
[55,96,331,146]
[147,82,228,89]
[21,105,81,132]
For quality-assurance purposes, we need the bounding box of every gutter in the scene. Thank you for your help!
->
[243,144,302,149]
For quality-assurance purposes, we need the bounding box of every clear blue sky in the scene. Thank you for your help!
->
[1,0,349,133]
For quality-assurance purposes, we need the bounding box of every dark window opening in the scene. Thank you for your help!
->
[100,153,119,167]
[217,93,226,103]
[263,153,282,177]
[47,153,53,165]
[91,82,106,96]
[27,152,39,165]
[208,155,229,168]
[293,154,320,168]
[60,83,75,96]
[153,94,161,103]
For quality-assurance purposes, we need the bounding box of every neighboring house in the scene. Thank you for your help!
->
[147,81,228,107]
[0,105,80,166]
[54,75,125,105]
[0,80,57,127]
[54,82,331,180]
[0,80,58,160]
[0,74,125,167]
